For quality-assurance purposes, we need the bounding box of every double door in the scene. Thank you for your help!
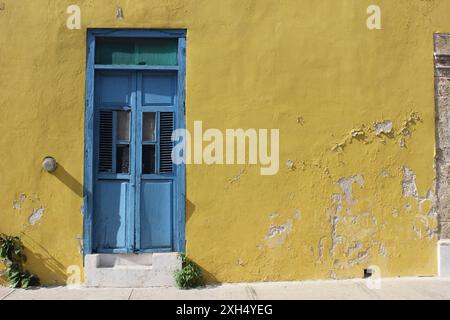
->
[93,70,180,253]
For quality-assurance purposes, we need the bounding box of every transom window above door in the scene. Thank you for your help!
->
[95,37,178,66]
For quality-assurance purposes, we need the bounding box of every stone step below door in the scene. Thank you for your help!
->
[84,253,182,288]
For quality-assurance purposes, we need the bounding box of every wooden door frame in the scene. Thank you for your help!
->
[83,29,186,255]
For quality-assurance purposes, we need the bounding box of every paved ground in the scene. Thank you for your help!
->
[1,277,450,300]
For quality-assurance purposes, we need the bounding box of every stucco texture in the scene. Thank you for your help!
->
[0,0,447,285]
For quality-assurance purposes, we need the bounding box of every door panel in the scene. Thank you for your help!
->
[93,71,135,253]
[142,73,177,106]
[96,72,133,106]
[140,181,173,250]
[93,69,179,253]
[93,181,129,251]
[136,71,177,251]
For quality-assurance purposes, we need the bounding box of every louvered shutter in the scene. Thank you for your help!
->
[159,112,174,173]
[98,110,113,172]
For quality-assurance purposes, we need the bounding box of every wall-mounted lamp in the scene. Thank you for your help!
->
[116,7,124,20]
[42,157,57,173]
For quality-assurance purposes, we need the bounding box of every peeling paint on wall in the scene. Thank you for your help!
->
[402,167,419,198]
[12,193,26,210]
[318,237,326,260]
[28,207,44,226]
[347,250,370,267]
[264,216,294,249]
[262,208,302,249]
[286,160,296,171]
[337,175,365,204]
[0,0,443,285]
[374,120,393,136]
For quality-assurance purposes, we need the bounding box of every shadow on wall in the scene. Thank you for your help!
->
[200,267,220,285]
[186,199,196,222]
[185,199,219,284]
[51,164,83,198]
[21,233,67,286]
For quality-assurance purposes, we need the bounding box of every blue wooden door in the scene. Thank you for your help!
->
[93,70,179,253]
[136,71,178,252]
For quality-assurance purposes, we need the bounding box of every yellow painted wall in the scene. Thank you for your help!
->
[0,0,447,285]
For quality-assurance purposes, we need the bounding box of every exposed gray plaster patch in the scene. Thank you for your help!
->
[402,167,419,198]
[264,220,293,249]
[12,193,26,210]
[346,241,363,257]
[374,120,393,136]
[331,193,343,215]
[347,250,370,267]
[318,237,326,259]
[265,209,302,248]
[330,215,342,257]
[265,222,292,240]
[28,208,44,225]
[286,160,295,171]
[401,167,438,239]
[337,175,365,204]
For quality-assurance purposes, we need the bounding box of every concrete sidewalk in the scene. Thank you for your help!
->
[1,277,450,300]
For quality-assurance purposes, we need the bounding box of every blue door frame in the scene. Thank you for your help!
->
[83,29,186,255]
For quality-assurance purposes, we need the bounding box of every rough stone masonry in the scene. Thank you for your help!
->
[434,34,450,239]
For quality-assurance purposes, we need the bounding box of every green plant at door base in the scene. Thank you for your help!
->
[0,234,40,289]
[174,253,203,289]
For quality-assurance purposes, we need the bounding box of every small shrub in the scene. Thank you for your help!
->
[174,254,203,290]
[0,234,40,289]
